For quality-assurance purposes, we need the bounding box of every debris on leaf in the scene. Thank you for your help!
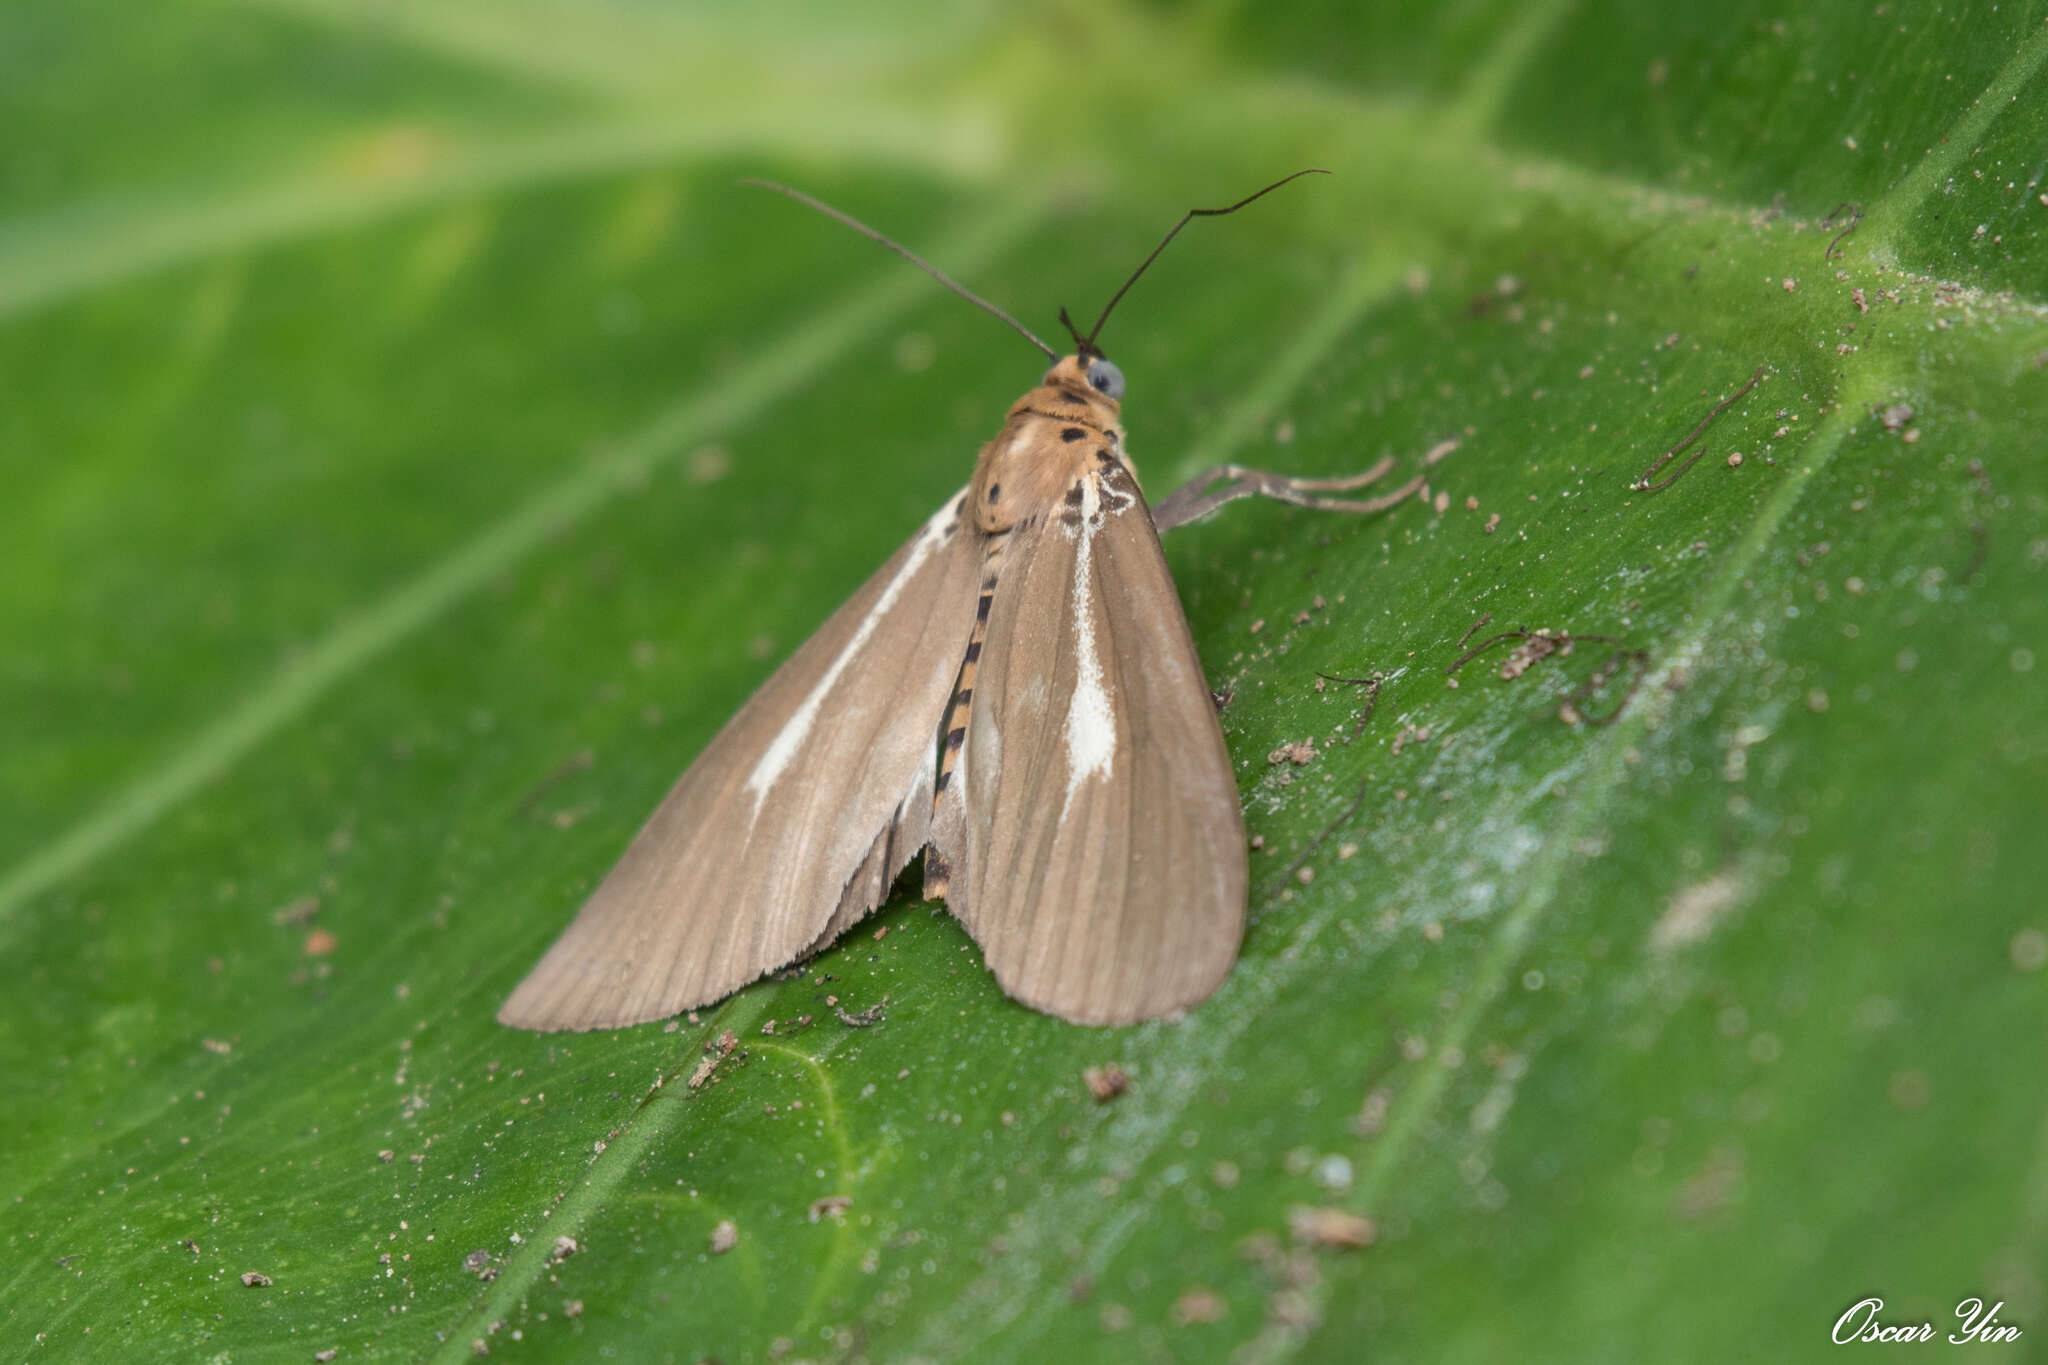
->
[1266,739,1317,766]
[1288,1205,1376,1249]
[835,996,888,1027]
[1084,1064,1130,1103]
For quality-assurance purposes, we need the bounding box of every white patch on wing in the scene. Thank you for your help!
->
[744,504,951,811]
[1062,475,1116,819]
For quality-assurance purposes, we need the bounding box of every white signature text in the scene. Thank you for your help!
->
[1833,1298,2023,1345]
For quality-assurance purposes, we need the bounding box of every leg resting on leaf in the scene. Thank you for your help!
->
[1152,456,1427,533]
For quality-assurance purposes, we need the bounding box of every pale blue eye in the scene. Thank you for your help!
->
[1086,357,1124,400]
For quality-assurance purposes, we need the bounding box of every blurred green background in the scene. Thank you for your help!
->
[3,2,2045,1361]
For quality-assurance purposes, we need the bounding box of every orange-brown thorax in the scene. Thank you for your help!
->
[969,354,1131,534]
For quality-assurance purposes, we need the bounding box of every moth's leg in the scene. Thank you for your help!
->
[1153,457,1427,533]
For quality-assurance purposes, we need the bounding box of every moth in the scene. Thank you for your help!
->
[499,172,1424,1031]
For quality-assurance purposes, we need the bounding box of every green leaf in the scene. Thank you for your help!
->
[5,3,2044,1362]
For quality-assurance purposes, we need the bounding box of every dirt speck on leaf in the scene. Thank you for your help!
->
[1288,1206,1376,1249]
[1648,871,1750,953]
[1172,1286,1227,1324]
[1084,1064,1129,1103]
[1267,739,1317,766]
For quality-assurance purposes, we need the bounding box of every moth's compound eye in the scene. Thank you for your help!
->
[1085,357,1125,401]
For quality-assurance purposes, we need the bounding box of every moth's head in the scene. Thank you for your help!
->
[1042,352,1125,406]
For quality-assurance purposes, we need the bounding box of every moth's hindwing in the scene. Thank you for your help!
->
[936,458,1249,1025]
[498,491,981,1032]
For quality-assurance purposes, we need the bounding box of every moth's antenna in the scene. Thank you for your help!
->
[743,179,1057,360]
[1079,169,1330,352]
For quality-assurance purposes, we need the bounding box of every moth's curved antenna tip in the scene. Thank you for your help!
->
[1084,168,1334,349]
[741,178,1057,360]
